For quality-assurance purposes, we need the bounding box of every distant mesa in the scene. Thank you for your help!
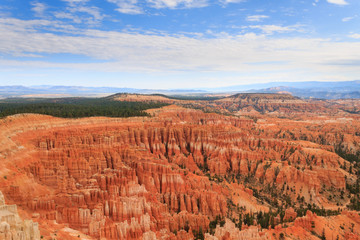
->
[109,93,177,103]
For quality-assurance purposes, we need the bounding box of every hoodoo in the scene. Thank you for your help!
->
[0,100,359,239]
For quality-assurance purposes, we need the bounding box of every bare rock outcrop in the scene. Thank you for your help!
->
[0,191,40,240]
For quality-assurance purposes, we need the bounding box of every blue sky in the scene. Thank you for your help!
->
[0,0,359,89]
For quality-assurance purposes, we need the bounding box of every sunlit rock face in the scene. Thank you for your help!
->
[0,191,40,240]
[0,100,359,239]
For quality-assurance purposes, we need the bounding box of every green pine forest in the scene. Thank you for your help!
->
[0,97,168,118]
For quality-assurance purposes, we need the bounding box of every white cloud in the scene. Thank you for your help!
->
[148,0,208,9]
[31,2,47,17]
[0,18,53,31]
[62,0,90,5]
[54,12,82,23]
[1,17,360,84]
[349,33,360,39]
[342,16,353,22]
[327,0,348,5]
[246,15,269,22]
[107,0,143,14]
[221,0,246,3]
[75,6,105,21]
[248,25,297,34]
[55,0,105,24]
[107,0,209,14]
[342,15,357,22]
[105,0,248,13]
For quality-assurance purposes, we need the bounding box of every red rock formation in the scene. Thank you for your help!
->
[283,207,297,222]
[0,102,359,239]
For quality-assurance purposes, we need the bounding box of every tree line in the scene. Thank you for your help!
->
[0,98,168,118]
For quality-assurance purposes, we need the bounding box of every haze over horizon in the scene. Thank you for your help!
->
[1,0,360,88]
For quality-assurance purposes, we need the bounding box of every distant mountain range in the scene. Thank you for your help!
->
[212,80,360,99]
[1,80,360,99]
[0,85,206,99]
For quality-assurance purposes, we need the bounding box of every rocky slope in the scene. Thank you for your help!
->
[112,93,347,117]
[0,99,359,239]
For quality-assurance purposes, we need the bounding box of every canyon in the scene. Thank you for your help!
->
[0,93,359,239]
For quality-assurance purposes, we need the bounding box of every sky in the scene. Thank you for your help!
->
[0,0,359,89]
